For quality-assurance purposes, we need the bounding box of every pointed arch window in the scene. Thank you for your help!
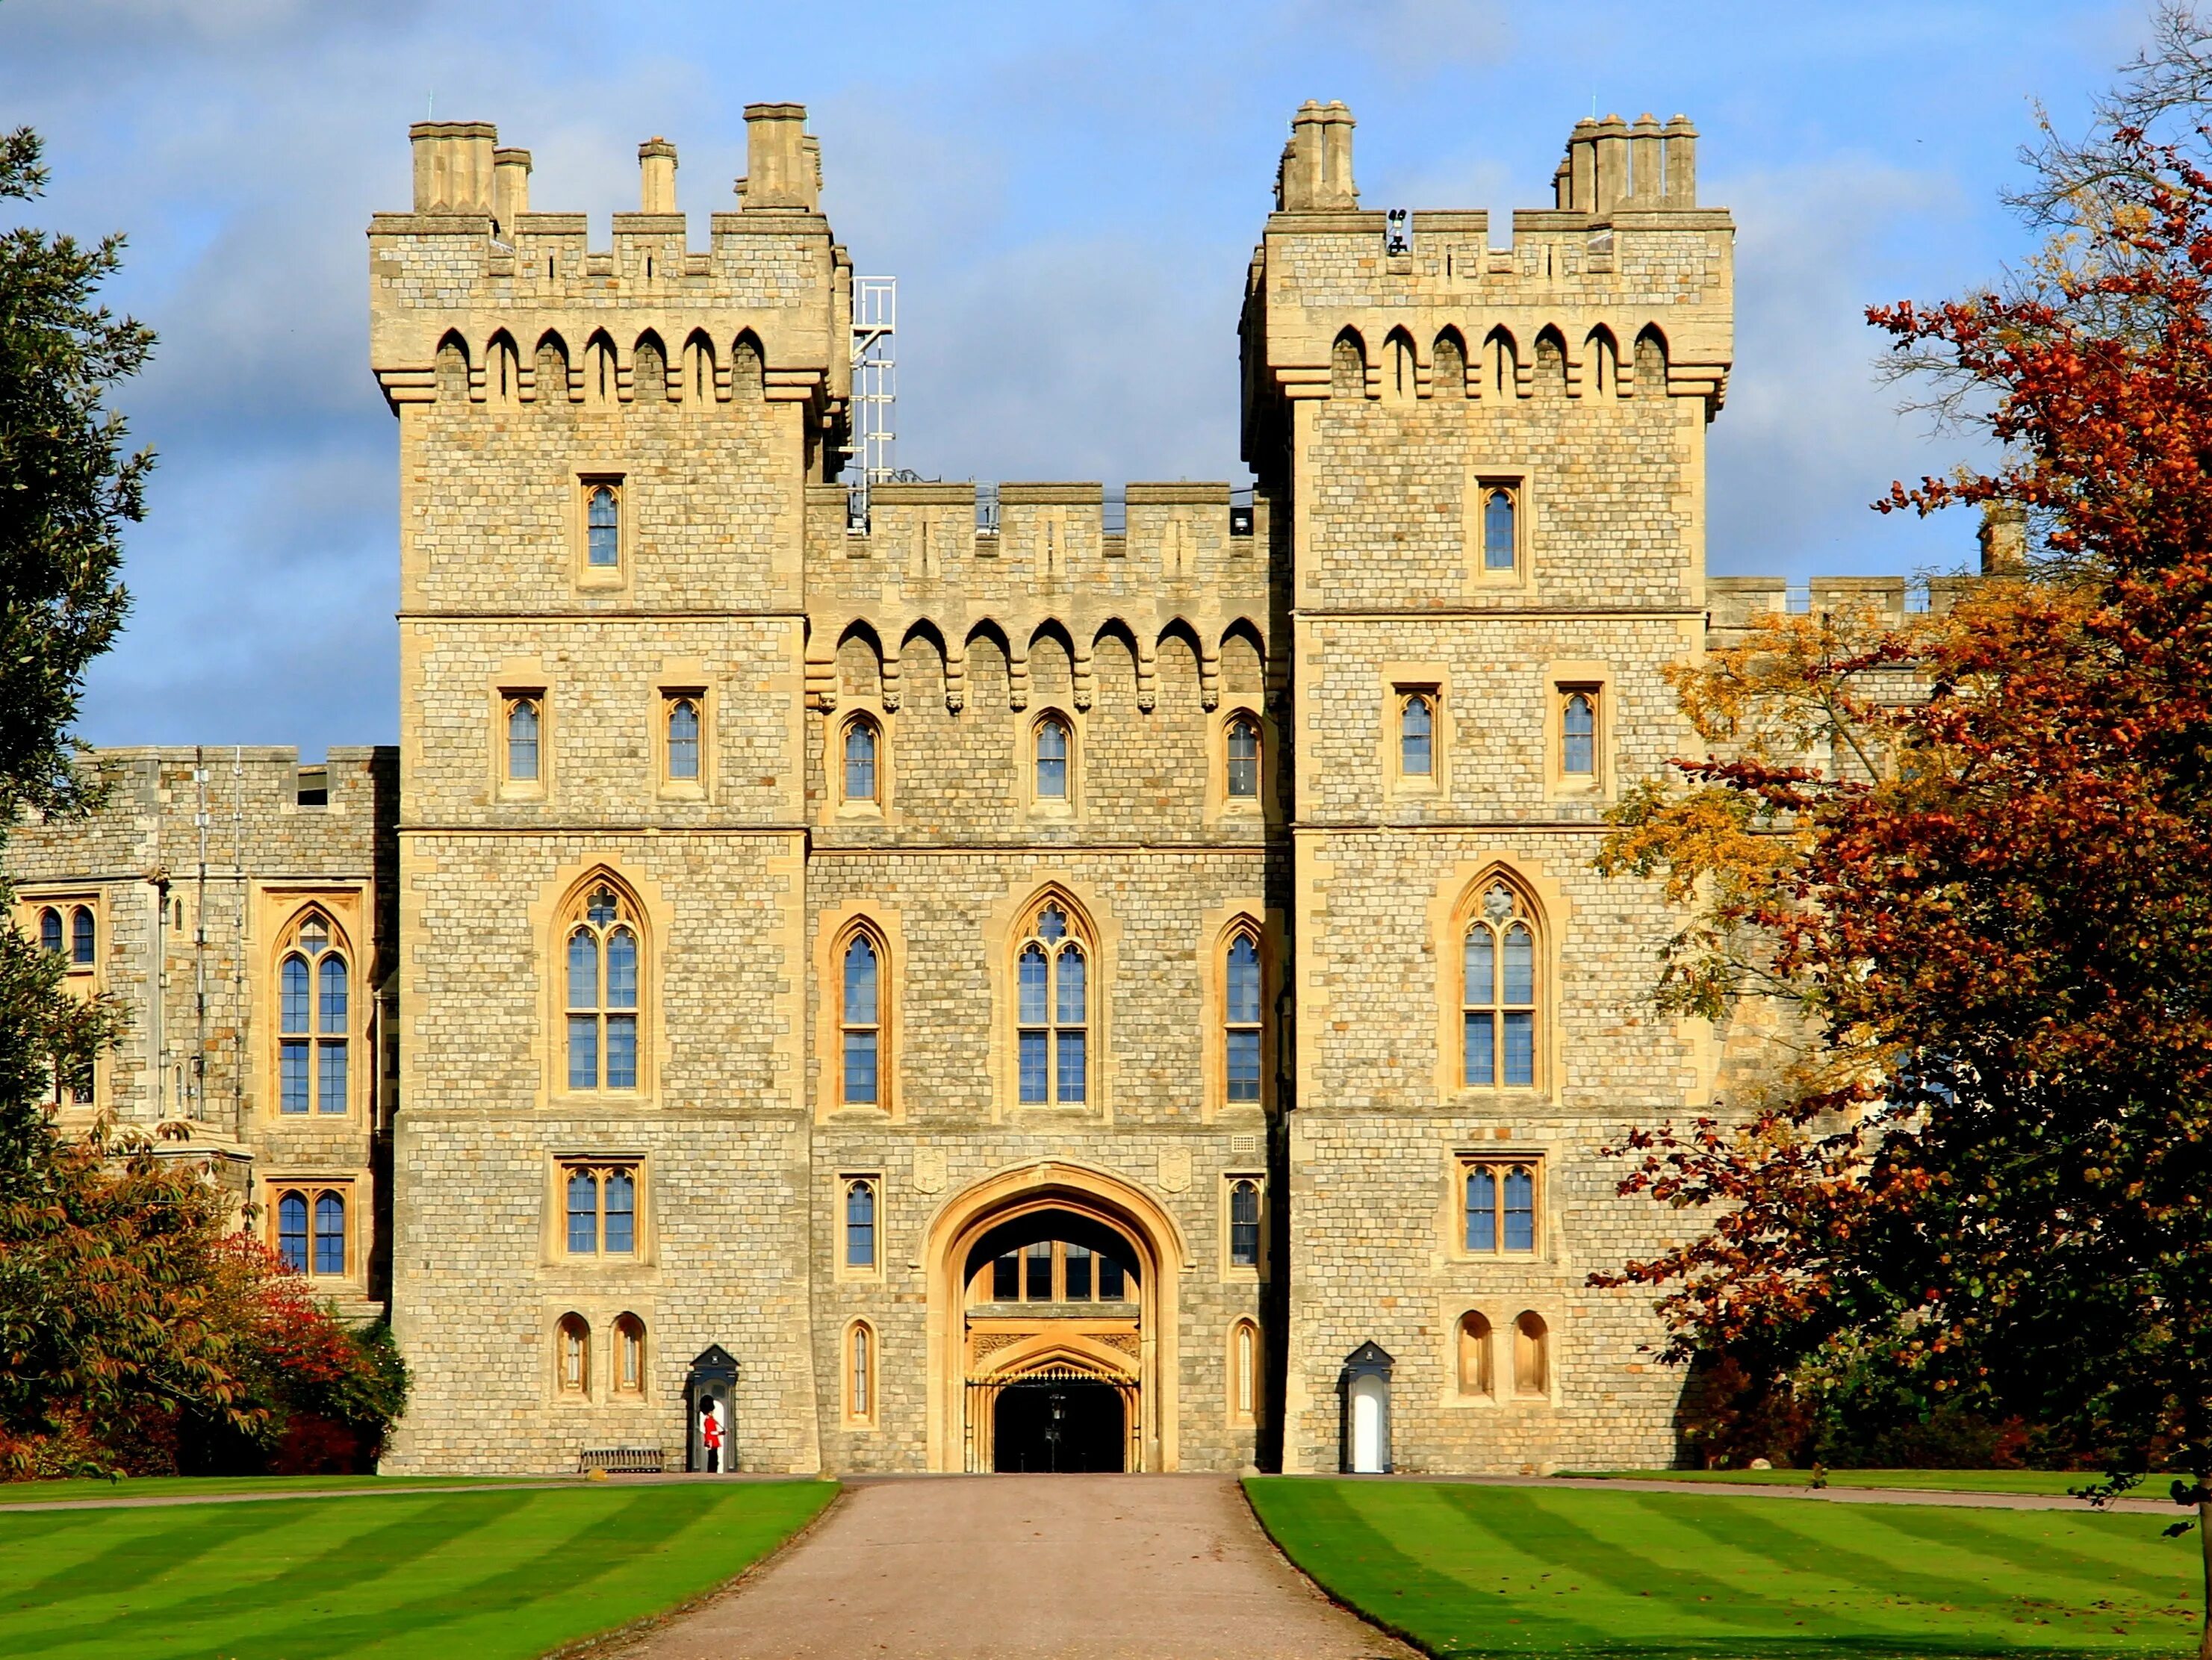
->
[1226,715,1261,800]
[585,482,621,568]
[1400,693,1435,777]
[615,1314,647,1395]
[1228,1178,1262,1267]
[559,1314,591,1395]
[562,1162,638,1255]
[70,907,93,966]
[1463,884,1536,1089]
[277,1192,308,1272]
[565,884,639,1092]
[1231,1317,1260,1423]
[506,697,541,783]
[1514,1311,1550,1396]
[271,1184,349,1278]
[1562,690,1597,777]
[1034,716,1071,801]
[843,715,880,804]
[1225,930,1263,1104]
[844,1177,877,1269]
[37,907,61,955]
[841,933,881,1105]
[667,697,701,781]
[278,912,349,1115]
[846,1320,875,1423]
[1016,901,1087,1104]
[1464,1158,1539,1254]
[1482,486,1517,572]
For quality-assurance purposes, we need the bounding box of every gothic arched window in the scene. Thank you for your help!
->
[70,907,93,966]
[842,933,881,1106]
[845,1178,877,1269]
[278,911,349,1116]
[615,1314,647,1395]
[1482,486,1517,572]
[1514,1311,1550,1396]
[1458,1311,1494,1397]
[1463,884,1537,1088]
[37,907,60,954]
[843,715,880,804]
[559,1313,591,1395]
[1034,716,1071,801]
[847,1320,875,1423]
[1016,901,1088,1104]
[585,483,621,568]
[1225,930,1263,1104]
[277,1191,308,1272]
[1226,715,1261,800]
[1562,691,1597,777]
[565,883,639,1092]
[1400,693,1435,777]
[667,697,701,780]
[272,1184,349,1278]
[1231,1317,1260,1423]
[1228,1178,1261,1267]
[506,697,541,782]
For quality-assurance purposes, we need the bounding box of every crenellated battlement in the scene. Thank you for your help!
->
[369,105,848,420]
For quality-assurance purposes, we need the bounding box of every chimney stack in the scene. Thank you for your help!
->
[1630,114,1663,207]
[409,121,497,215]
[1567,118,1599,213]
[1662,115,1698,207]
[1276,101,1357,211]
[741,104,818,210]
[1979,502,2030,574]
[1593,114,1630,214]
[493,147,532,231]
[639,137,678,214]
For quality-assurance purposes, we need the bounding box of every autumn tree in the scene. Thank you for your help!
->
[1594,24,2212,1652]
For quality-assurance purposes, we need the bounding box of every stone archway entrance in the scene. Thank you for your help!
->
[924,1161,1186,1473]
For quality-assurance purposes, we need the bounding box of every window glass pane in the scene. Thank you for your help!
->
[1226,935,1261,1024]
[318,952,348,1035]
[1503,1011,1535,1087]
[508,701,539,780]
[1055,945,1085,1028]
[1504,1166,1536,1251]
[281,954,311,1034]
[992,1253,1019,1299]
[567,929,598,1010]
[314,1193,345,1275]
[605,1014,638,1089]
[280,1040,310,1114]
[278,1193,308,1272]
[585,888,618,926]
[1227,718,1260,798]
[568,1013,599,1090]
[1018,944,1049,1026]
[1230,1182,1261,1266]
[1464,927,1494,1009]
[1484,488,1517,570]
[1035,906,1068,942]
[1099,1254,1126,1300]
[845,722,877,801]
[846,1183,875,1268]
[605,928,638,1010]
[1503,923,1534,1004]
[1465,1166,1498,1251]
[1064,1243,1093,1300]
[1026,1240,1053,1300]
[1018,1030,1048,1103]
[568,1170,597,1253]
[844,936,877,1025]
[587,486,619,566]
[621,1324,641,1390]
[1036,722,1068,798]
[317,1040,347,1113]
[1057,1030,1087,1104]
[71,907,93,966]
[852,1327,870,1414]
[1402,696,1432,776]
[844,1030,879,1104]
[39,909,61,954]
[1227,1030,1262,1102]
[1563,693,1595,775]
[1464,1012,1494,1089]
[604,1171,636,1254]
[668,700,700,779]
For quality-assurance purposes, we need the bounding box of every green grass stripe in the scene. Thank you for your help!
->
[1853,1505,2196,1605]
[0,1496,331,1618]
[0,1474,550,1504]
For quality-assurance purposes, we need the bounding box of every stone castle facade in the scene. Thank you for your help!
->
[12,99,1909,1476]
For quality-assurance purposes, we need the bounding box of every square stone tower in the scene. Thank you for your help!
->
[1240,105,1734,1472]
[369,109,845,1470]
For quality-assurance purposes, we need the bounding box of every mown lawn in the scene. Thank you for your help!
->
[0,1480,835,1660]
[1562,1470,2159,1499]
[0,1473,558,1505]
[1246,1477,2201,1657]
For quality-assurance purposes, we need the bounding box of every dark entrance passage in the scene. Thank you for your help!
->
[992,1377,1125,1472]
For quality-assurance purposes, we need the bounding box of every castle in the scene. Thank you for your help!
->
[10,99,1871,1476]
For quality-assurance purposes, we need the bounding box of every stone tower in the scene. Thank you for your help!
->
[1239,105,1734,1471]
[369,108,846,1469]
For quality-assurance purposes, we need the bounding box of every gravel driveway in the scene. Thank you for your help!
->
[626,1473,1414,1660]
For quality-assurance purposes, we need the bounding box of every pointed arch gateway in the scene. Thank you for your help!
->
[924,1160,1187,1471]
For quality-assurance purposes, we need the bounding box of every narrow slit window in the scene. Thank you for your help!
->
[38,908,61,954]
[559,1315,590,1394]
[842,933,881,1105]
[845,1178,877,1269]
[70,907,93,966]
[667,698,700,781]
[1034,718,1070,801]
[1228,1179,1261,1267]
[616,1316,645,1393]
[1401,694,1434,777]
[843,718,879,803]
[850,1323,872,1419]
[314,1192,346,1275]
[1562,691,1596,777]
[507,698,541,782]
[277,1190,308,1272]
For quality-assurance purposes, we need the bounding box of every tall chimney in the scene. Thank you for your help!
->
[1662,116,1698,208]
[493,147,532,231]
[742,104,817,210]
[1593,114,1630,214]
[1630,114,1663,207]
[1979,502,2029,573]
[1568,118,1599,214]
[408,121,497,214]
[1320,101,1358,207]
[639,137,678,213]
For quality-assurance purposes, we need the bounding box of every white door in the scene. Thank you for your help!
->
[1349,1374,1386,1473]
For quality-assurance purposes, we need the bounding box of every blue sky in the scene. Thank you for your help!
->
[0,0,2153,755]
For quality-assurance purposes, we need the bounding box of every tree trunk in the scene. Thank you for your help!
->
[2199,1494,2212,1660]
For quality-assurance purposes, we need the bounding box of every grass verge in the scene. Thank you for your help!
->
[0,1473,560,1505]
[0,1479,834,1660]
[1246,1476,2199,1657]
[1560,1470,2163,1498]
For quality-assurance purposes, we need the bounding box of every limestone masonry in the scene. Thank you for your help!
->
[7,102,1957,1475]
